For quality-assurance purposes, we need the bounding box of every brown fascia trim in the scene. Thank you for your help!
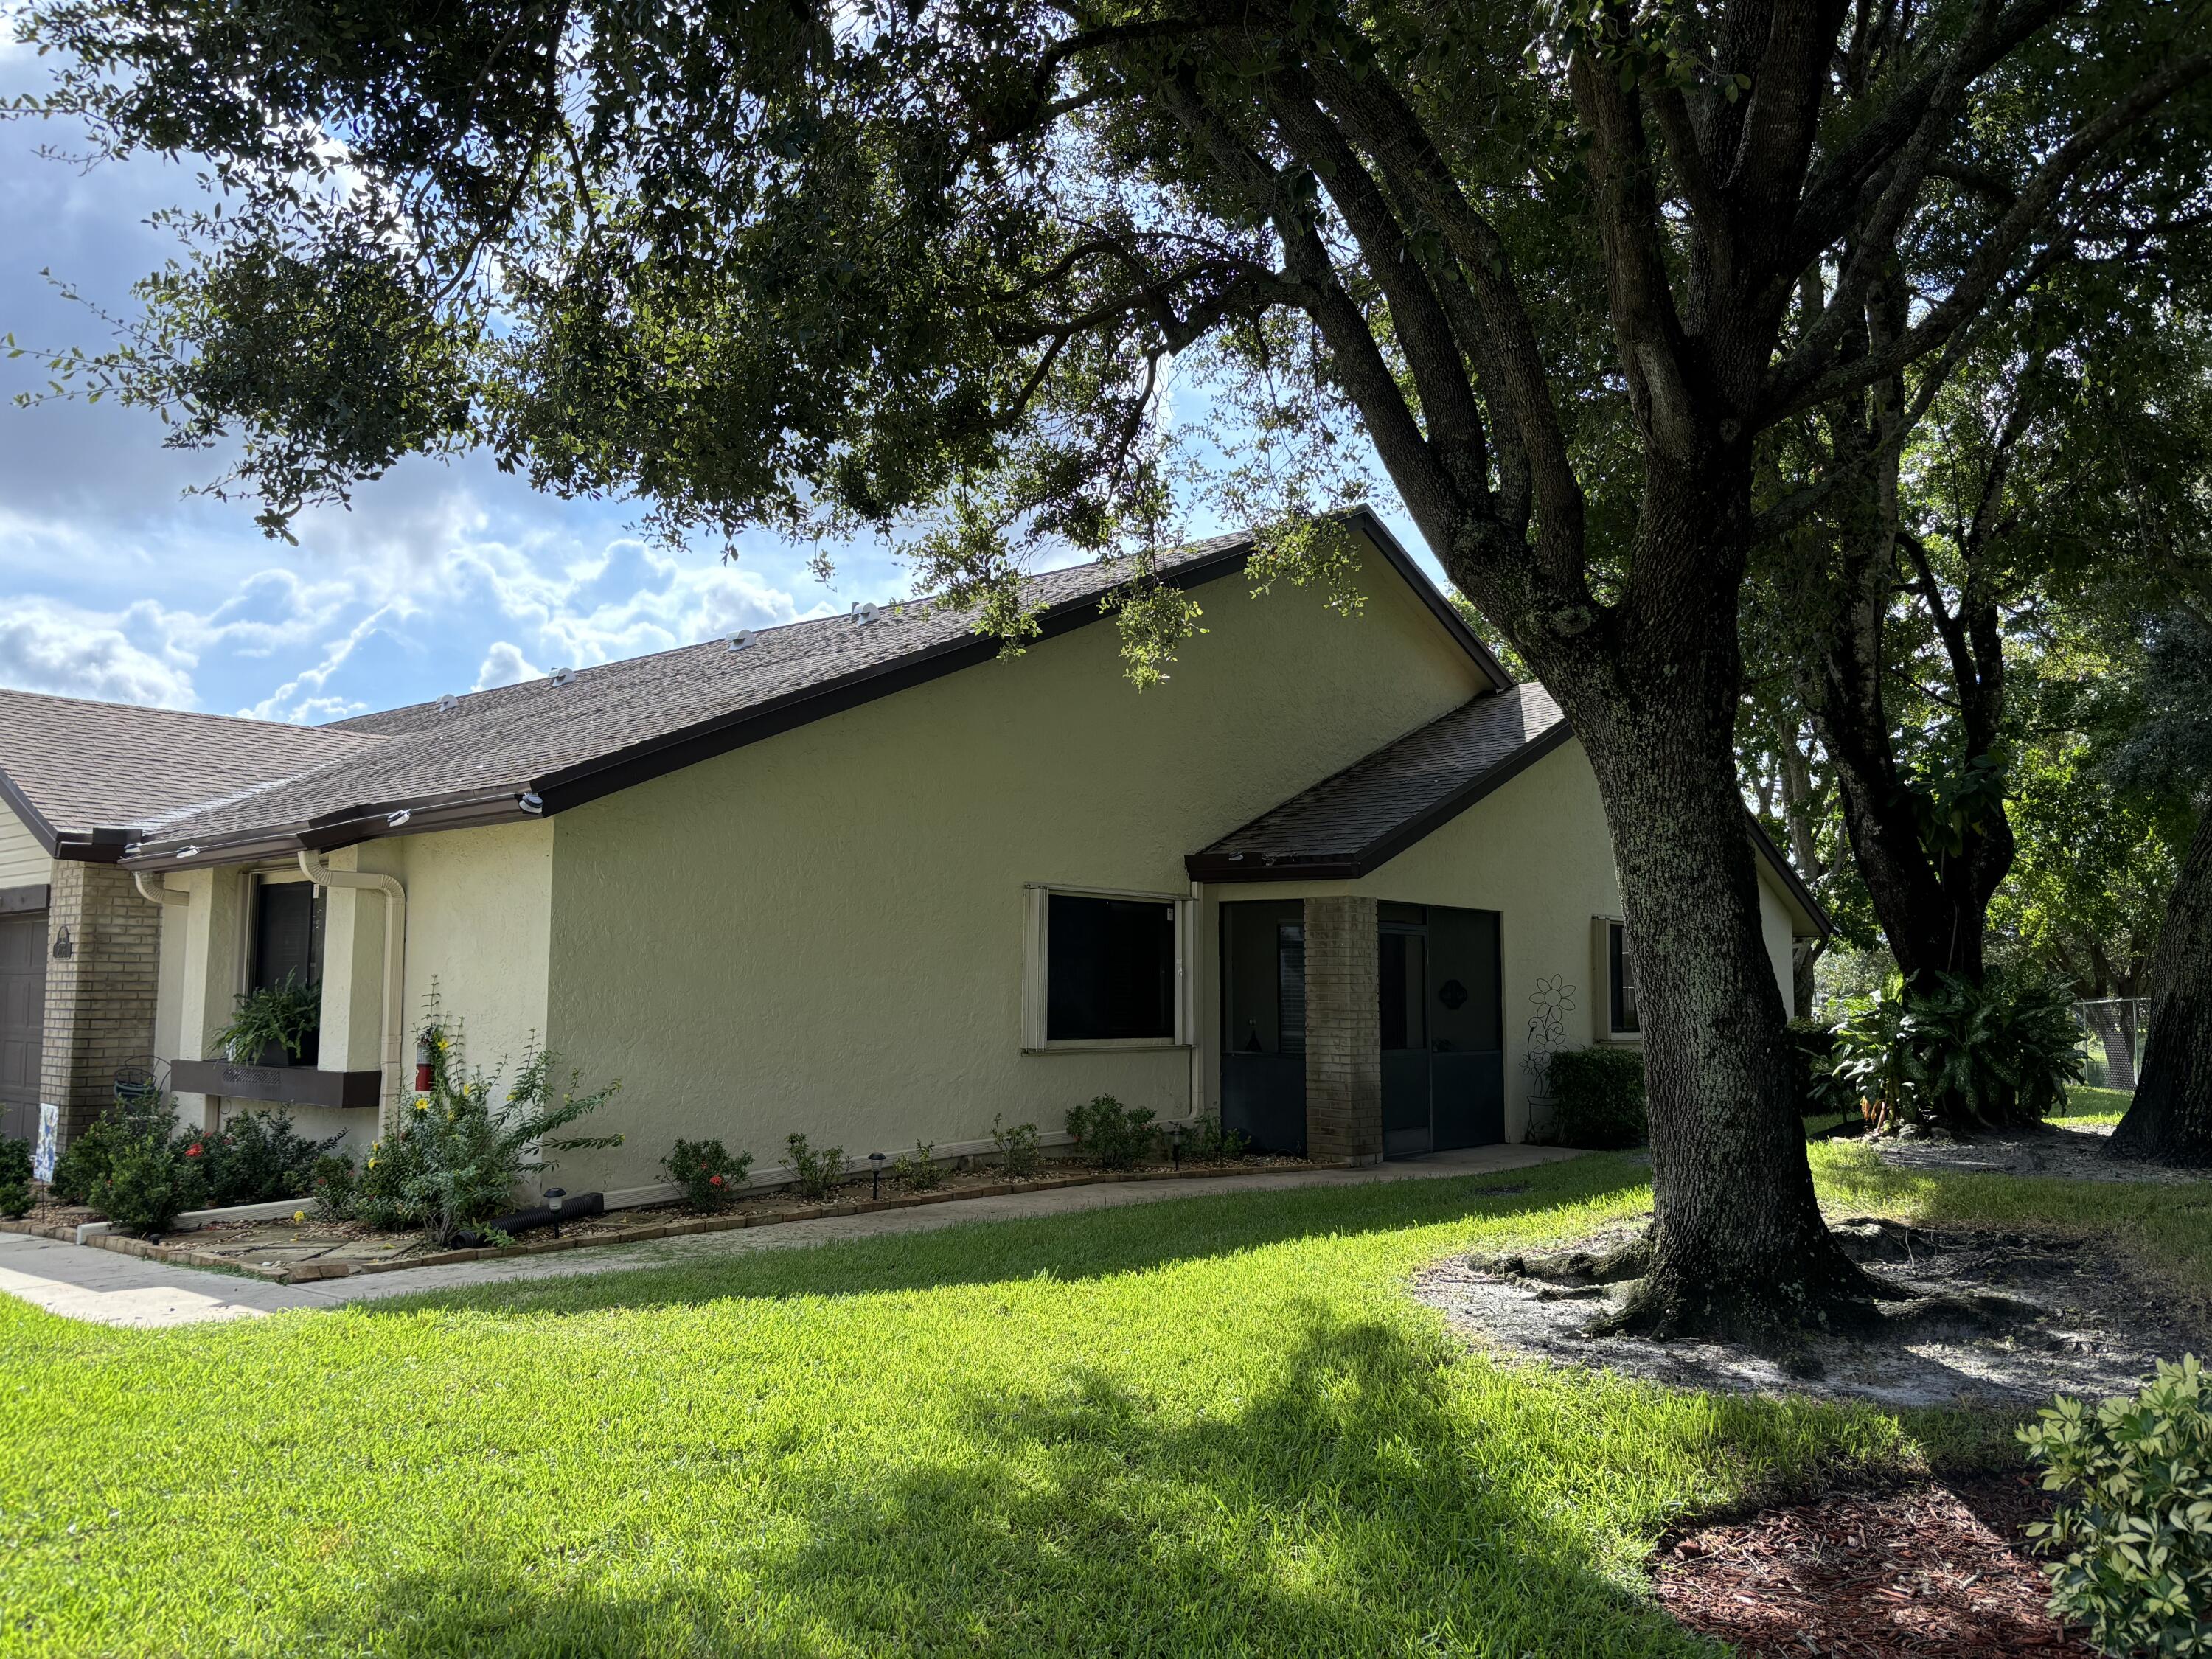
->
[126,513,1506,860]
[1346,509,1516,693]
[0,882,49,914]
[1187,717,1577,883]
[1747,815,1832,939]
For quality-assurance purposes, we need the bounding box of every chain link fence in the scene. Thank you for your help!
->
[2073,997,2152,1092]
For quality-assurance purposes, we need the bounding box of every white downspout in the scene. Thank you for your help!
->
[296,851,407,1132]
[133,870,189,908]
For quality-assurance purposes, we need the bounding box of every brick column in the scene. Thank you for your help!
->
[39,863,162,1141]
[1303,895,1382,1166]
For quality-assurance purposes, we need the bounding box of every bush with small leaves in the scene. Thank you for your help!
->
[1066,1095,1159,1169]
[783,1133,846,1202]
[308,1153,359,1221]
[92,1130,206,1236]
[0,1135,32,1218]
[890,1141,943,1191]
[2021,1354,2212,1656]
[196,1108,344,1206]
[992,1115,1042,1180]
[664,1138,753,1214]
[49,1092,178,1206]
[1182,1114,1249,1162]
[1548,1047,1647,1149]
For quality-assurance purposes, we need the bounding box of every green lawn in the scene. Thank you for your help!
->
[0,1148,2199,1658]
[2060,1082,2138,1123]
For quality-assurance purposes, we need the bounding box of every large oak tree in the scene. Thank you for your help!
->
[17,0,2210,1337]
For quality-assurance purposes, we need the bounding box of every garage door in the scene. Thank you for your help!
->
[0,911,44,1144]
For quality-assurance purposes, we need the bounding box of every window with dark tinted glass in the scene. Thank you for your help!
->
[253,880,326,994]
[1046,894,1175,1041]
[1607,921,1640,1034]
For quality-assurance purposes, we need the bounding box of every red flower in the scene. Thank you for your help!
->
[184,1143,204,1158]
[708,1174,725,1187]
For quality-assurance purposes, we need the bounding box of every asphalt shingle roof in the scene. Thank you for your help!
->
[0,689,373,847]
[1187,684,1572,880]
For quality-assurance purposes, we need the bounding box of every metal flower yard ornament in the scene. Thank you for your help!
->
[1524,976,1577,1105]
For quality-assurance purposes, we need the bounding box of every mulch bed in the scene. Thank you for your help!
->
[1652,1475,2095,1657]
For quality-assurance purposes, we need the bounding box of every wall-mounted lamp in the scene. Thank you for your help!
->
[50,925,72,961]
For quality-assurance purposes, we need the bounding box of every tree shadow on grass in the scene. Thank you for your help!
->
[357,1161,1652,1318]
[274,1304,1736,1658]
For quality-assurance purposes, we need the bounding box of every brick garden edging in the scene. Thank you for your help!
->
[0,1161,1310,1287]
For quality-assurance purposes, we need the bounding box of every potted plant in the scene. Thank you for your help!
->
[213,975,322,1068]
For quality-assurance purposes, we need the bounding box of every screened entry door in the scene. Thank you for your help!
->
[1220,900,1307,1154]
[1380,904,1504,1157]
[0,911,45,1144]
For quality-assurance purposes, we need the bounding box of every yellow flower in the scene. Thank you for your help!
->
[414,1098,429,1112]
[367,1158,378,1169]
[292,1210,305,1223]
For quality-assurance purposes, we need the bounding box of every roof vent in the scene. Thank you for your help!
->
[852,602,880,626]
[386,809,413,828]
[518,792,545,816]
[726,630,753,653]
[549,667,576,686]
[436,693,460,713]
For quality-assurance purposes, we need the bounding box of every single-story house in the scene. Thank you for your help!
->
[0,512,1826,1199]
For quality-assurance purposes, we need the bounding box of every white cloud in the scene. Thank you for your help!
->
[0,599,196,706]
[473,641,542,690]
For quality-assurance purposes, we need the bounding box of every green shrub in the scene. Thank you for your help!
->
[1822,968,2084,1133]
[355,1012,622,1245]
[50,1091,177,1206]
[1183,1114,1249,1162]
[0,1135,32,1219]
[992,1115,1043,1180]
[212,973,321,1063]
[663,1138,753,1213]
[1065,1095,1159,1169]
[92,1130,206,1235]
[891,1141,944,1192]
[195,1109,344,1206]
[308,1153,359,1221]
[2021,1354,2212,1655]
[783,1134,846,1202]
[1548,1047,1647,1149]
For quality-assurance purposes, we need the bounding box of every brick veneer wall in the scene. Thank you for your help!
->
[1303,895,1382,1166]
[39,863,161,1141]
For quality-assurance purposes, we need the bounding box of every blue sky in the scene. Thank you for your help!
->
[0,39,1433,726]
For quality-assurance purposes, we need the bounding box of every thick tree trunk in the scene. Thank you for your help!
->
[1579,709,1874,1338]
[1511,461,1877,1345]
[2109,814,2212,1162]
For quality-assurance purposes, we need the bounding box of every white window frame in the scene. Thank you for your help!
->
[1023,883,1194,1052]
[1590,916,1643,1044]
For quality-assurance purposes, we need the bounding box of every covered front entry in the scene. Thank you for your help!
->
[0,908,46,1144]
[1220,898,1503,1158]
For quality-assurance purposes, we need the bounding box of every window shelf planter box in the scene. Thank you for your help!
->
[165,1057,382,1110]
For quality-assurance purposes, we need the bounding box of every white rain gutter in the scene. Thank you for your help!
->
[296,850,407,1130]
[132,870,189,908]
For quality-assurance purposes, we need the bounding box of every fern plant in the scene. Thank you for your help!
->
[213,974,321,1063]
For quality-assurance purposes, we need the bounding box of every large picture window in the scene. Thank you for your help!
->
[1023,886,1189,1048]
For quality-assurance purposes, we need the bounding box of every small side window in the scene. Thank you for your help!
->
[1607,921,1639,1036]
[252,879,324,994]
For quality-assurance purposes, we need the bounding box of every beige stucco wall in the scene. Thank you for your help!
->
[0,799,51,891]
[1211,738,1812,1141]
[543,542,1489,1193]
[150,820,553,1154]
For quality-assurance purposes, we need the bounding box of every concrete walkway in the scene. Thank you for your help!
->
[0,1144,1577,1328]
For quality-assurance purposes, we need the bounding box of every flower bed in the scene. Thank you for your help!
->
[1,1152,1311,1284]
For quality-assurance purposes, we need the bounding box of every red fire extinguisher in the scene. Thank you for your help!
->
[414,1032,434,1094]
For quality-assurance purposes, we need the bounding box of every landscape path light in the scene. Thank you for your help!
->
[1165,1120,1184,1171]
[869,1152,886,1200]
